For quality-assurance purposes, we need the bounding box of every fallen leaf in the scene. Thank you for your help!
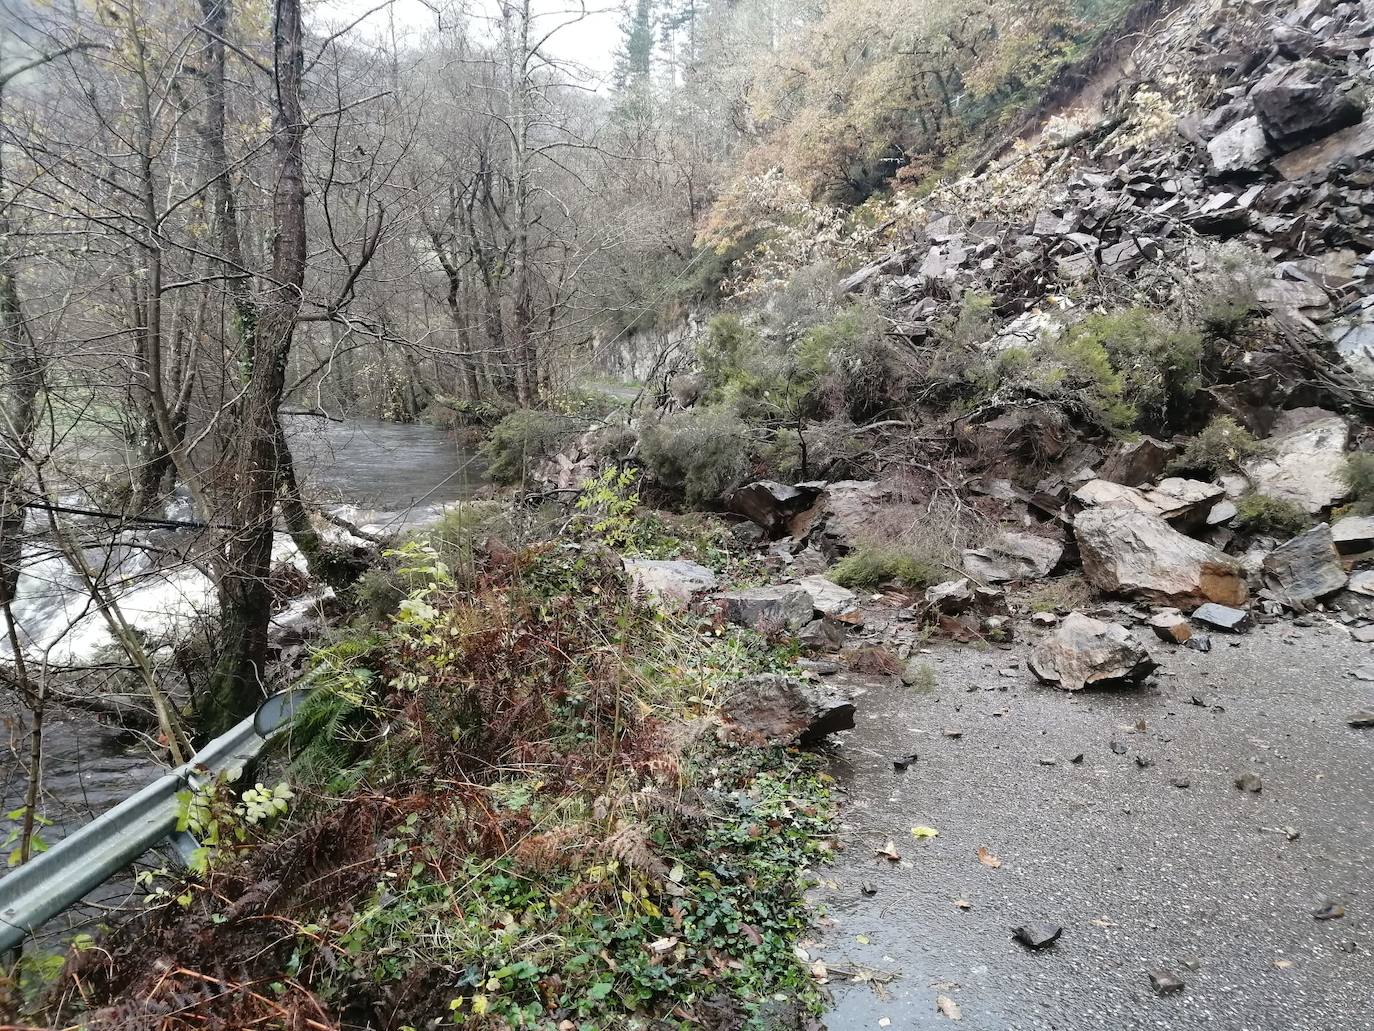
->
[936,995,962,1020]
[1090,917,1118,928]
[1274,959,1294,969]
[911,825,940,839]
[977,846,1002,868]
[1313,902,1345,921]
[856,934,871,945]
[874,840,901,861]
[952,898,972,910]
[647,936,677,953]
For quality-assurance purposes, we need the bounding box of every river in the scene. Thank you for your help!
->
[1,418,486,946]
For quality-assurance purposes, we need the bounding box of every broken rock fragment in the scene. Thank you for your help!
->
[1011,924,1063,950]
[1029,613,1157,691]
[1098,436,1178,487]
[1075,507,1248,609]
[1190,603,1252,633]
[721,674,855,746]
[1262,524,1348,608]
[961,532,1063,582]
[718,585,815,631]
[726,480,820,539]
[623,559,717,611]
[797,574,859,619]
[1150,609,1193,645]
[1243,412,1350,515]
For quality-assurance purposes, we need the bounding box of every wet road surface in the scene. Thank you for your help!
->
[811,617,1374,1030]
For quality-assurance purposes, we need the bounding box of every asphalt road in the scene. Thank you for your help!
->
[809,616,1374,1030]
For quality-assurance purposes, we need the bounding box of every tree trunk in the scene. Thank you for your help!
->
[206,0,307,733]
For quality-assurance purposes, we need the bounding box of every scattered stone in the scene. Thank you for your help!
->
[1031,611,1060,627]
[1029,613,1156,691]
[860,881,878,896]
[1313,902,1346,921]
[718,585,816,632]
[1234,772,1263,793]
[1351,626,1374,644]
[721,674,855,746]
[795,657,840,675]
[1185,632,1213,652]
[1171,777,1191,789]
[1011,924,1063,950]
[1134,755,1154,769]
[1348,709,1374,728]
[1149,969,1186,995]
[1207,499,1238,526]
[1110,740,1128,756]
[1351,666,1374,682]
[961,532,1063,582]
[1243,412,1350,515]
[926,578,976,614]
[1150,609,1193,644]
[623,559,717,611]
[798,617,847,653]
[797,575,860,619]
[892,752,918,772]
[1075,507,1248,609]
[943,728,963,738]
[1347,570,1374,597]
[1262,524,1348,608]
[1191,603,1252,633]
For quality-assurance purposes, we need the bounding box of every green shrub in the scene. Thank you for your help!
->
[1170,416,1269,477]
[1233,493,1309,538]
[479,409,583,485]
[798,304,899,423]
[1049,308,1204,433]
[1038,331,1137,431]
[428,501,514,572]
[638,407,757,507]
[828,544,943,591]
[1340,452,1374,515]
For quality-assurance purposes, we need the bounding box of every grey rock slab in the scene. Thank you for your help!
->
[962,532,1063,582]
[797,574,859,618]
[1262,524,1348,608]
[1243,413,1350,514]
[623,559,717,611]
[1191,603,1253,632]
[717,585,816,631]
[1331,515,1374,556]
[721,673,855,746]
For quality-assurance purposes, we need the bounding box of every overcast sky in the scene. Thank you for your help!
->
[315,0,623,83]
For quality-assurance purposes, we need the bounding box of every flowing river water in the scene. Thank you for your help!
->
[1,418,486,945]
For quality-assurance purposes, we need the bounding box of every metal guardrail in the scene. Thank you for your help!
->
[0,691,305,953]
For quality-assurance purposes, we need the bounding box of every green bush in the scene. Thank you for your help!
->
[1233,493,1309,538]
[1170,416,1269,477]
[479,409,583,485]
[798,304,899,423]
[1049,308,1204,433]
[638,407,758,507]
[1340,452,1374,515]
[828,544,943,591]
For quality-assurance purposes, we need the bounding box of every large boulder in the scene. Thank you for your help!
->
[624,559,716,611]
[1263,524,1348,608]
[1073,478,1223,527]
[720,673,855,745]
[796,480,887,558]
[1243,410,1350,514]
[962,532,1063,582]
[717,585,815,631]
[1250,60,1364,152]
[1074,507,1248,609]
[1029,613,1156,691]
[727,480,821,539]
